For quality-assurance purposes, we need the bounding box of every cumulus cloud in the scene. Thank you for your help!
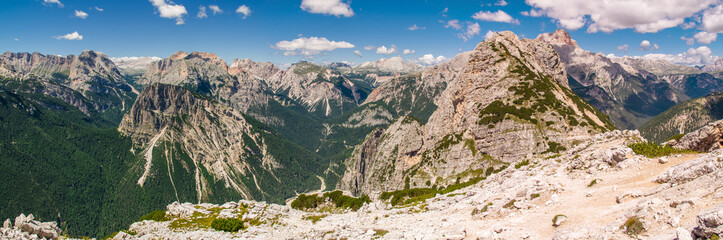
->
[403,49,415,55]
[617,44,629,52]
[376,45,398,55]
[412,54,450,65]
[74,10,88,19]
[640,40,659,51]
[54,31,83,40]
[275,37,355,56]
[495,0,508,6]
[524,0,715,33]
[408,24,425,31]
[458,22,481,41]
[209,5,223,15]
[353,50,362,57]
[521,9,545,17]
[197,6,207,18]
[642,46,719,66]
[149,0,187,25]
[94,6,103,11]
[681,21,696,29]
[694,31,718,44]
[702,5,723,33]
[300,0,354,17]
[43,0,63,7]
[236,5,251,18]
[445,20,462,30]
[363,46,375,51]
[681,36,695,45]
[472,10,519,24]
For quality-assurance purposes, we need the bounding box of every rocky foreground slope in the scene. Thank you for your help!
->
[69,124,722,240]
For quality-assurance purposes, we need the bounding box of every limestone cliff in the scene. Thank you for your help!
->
[0,50,134,115]
[340,31,615,195]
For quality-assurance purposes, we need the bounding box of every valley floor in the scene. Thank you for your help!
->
[100,131,723,239]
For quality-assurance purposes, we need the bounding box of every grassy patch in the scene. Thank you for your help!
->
[587,179,601,187]
[138,210,168,222]
[380,177,485,206]
[514,159,530,169]
[373,229,389,238]
[620,217,645,236]
[666,133,686,142]
[628,142,695,158]
[503,200,516,209]
[303,214,328,224]
[552,214,566,227]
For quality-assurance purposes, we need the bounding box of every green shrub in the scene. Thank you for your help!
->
[138,210,168,222]
[620,217,644,236]
[514,159,530,169]
[587,179,601,187]
[210,218,244,232]
[628,142,694,158]
[303,215,327,224]
[291,191,370,211]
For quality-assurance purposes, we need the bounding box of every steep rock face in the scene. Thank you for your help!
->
[118,83,324,203]
[340,31,615,195]
[111,56,161,76]
[658,73,723,99]
[639,92,723,143]
[537,29,689,129]
[139,52,271,112]
[0,51,133,115]
[264,62,361,117]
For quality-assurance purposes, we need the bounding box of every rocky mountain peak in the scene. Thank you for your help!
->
[169,51,189,60]
[536,29,578,47]
[356,56,421,73]
[228,58,280,79]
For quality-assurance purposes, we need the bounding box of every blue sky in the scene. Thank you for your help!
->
[1,0,721,66]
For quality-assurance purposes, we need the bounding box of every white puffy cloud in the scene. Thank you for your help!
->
[681,21,696,29]
[197,6,207,18]
[54,31,83,40]
[617,44,629,52]
[94,6,103,11]
[74,10,88,19]
[445,20,462,30]
[702,4,723,33]
[363,46,375,51]
[472,10,519,24]
[458,22,481,41]
[43,0,63,7]
[642,46,718,66]
[412,54,450,65]
[694,31,718,44]
[149,0,187,25]
[408,24,425,31]
[521,9,545,17]
[14,38,19,41]
[236,5,251,18]
[300,0,354,17]
[209,5,223,15]
[275,37,355,56]
[353,50,362,57]
[681,36,695,45]
[376,45,398,55]
[524,0,715,33]
[484,30,497,39]
[403,49,415,55]
[495,0,508,6]
[640,40,659,51]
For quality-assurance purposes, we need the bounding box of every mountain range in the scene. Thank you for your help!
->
[1,29,722,239]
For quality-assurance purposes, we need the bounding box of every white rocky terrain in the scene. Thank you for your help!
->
[356,57,422,74]
[86,125,723,240]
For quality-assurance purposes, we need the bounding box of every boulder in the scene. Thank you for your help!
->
[3,218,10,229]
[692,203,723,238]
[655,150,722,184]
[675,227,693,240]
[672,120,723,153]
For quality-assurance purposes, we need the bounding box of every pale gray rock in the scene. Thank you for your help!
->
[693,203,723,238]
[655,150,723,184]
[676,227,694,240]
[672,120,723,153]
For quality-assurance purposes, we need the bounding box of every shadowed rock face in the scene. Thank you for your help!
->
[0,50,133,114]
[340,31,615,195]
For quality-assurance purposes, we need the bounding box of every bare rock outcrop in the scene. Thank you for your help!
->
[692,203,723,238]
[0,214,61,240]
[670,119,723,152]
